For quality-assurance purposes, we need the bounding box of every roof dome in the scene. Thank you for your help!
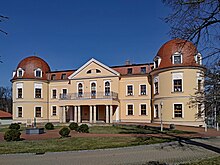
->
[154,38,199,69]
[13,56,50,80]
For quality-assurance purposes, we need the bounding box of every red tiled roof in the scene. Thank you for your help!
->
[0,110,12,118]
[47,70,75,80]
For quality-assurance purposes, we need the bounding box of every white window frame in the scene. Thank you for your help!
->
[154,76,159,94]
[172,52,182,64]
[153,56,161,69]
[173,103,184,118]
[139,103,148,116]
[139,84,147,95]
[195,53,202,65]
[126,103,134,116]
[126,84,134,96]
[77,82,84,97]
[90,81,97,92]
[51,105,57,116]
[17,68,24,77]
[172,72,183,92]
[16,83,23,99]
[17,106,23,118]
[154,104,159,118]
[34,106,43,118]
[34,83,43,99]
[104,80,111,96]
[51,88,57,99]
[34,68,42,78]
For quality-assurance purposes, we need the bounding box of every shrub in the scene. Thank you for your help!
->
[69,122,78,131]
[4,129,21,142]
[77,124,89,133]
[59,127,70,137]
[169,124,175,130]
[9,123,20,130]
[45,122,54,130]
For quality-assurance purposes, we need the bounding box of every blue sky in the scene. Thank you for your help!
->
[0,0,171,86]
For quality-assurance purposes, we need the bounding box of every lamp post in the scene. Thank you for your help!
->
[160,101,163,132]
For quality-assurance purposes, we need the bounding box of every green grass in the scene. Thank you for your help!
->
[0,136,171,154]
[181,156,220,165]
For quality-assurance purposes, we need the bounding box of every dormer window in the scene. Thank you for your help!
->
[153,56,161,69]
[172,52,182,64]
[127,68,132,74]
[51,74,56,80]
[195,53,202,65]
[61,74,66,79]
[35,68,42,78]
[17,68,24,78]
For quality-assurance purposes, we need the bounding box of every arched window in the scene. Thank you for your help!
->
[78,83,83,97]
[91,82,96,98]
[105,81,110,96]
[87,70,92,74]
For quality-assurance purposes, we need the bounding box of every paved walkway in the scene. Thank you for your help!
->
[0,137,219,165]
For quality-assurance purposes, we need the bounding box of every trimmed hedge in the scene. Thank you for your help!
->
[4,129,21,142]
[69,122,78,131]
[9,123,20,130]
[59,127,70,137]
[78,124,89,133]
[45,122,54,130]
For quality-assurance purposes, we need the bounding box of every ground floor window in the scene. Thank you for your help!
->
[174,104,183,118]
[18,107,22,117]
[127,104,133,115]
[140,104,147,115]
[52,106,56,116]
[35,107,42,117]
[154,104,159,118]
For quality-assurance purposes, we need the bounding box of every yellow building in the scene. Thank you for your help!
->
[11,39,205,126]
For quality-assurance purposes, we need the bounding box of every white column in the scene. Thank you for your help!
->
[63,106,66,123]
[78,106,81,123]
[106,105,109,123]
[69,106,73,122]
[110,105,113,123]
[74,106,77,123]
[90,105,93,123]
[93,105,96,123]
[116,106,119,122]
[59,106,63,123]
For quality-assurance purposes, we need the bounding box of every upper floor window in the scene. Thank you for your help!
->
[96,69,101,73]
[198,79,202,92]
[18,88,23,98]
[87,70,92,74]
[140,85,147,95]
[172,72,183,92]
[17,68,24,78]
[52,89,57,99]
[154,76,159,94]
[51,74,56,80]
[78,83,83,97]
[35,68,42,78]
[61,74,66,79]
[16,83,23,99]
[127,68,132,74]
[140,67,146,74]
[153,56,161,69]
[127,85,133,96]
[172,53,182,64]
[34,83,42,98]
[91,82,96,98]
[105,81,110,96]
[174,104,183,118]
[198,104,202,118]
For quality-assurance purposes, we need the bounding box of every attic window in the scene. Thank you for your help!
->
[140,67,146,74]
[87,70,92,74]
[172,53,182,64]
[17,68,24,78]
[96,69,101,73]
[61,74,66,79]
[35,68,42,78]
[51,74,56,80]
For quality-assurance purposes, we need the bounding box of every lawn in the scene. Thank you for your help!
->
[0,136,171,154]
[181,156,220,165]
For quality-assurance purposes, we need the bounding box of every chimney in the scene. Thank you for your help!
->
[125,60,130,65]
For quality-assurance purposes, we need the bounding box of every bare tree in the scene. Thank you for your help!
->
[163,0,220,61]
[0,87,12,113]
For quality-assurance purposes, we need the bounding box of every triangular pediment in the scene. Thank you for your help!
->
[68,58,120,79]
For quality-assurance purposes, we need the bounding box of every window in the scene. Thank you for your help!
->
[140,85,147,95]
[52,106,56,116]
[153,56,161,69]
[52,89,57,99]
[174,104,183,118]
[62,89,67,98]
[51,74,56,80]
[172,53,182,64]
[87,70,92,74]
[61,74,66,79]
[154,76,159,94]
[91,82,96,98]
[105,81,110,96]
[198,104,202,118]
[127,68,132,74]
[195,53,202,65]
[35,107,42,117]
[140,104,147,115]
[127,85,133,96]
[198,79,202,92]
[35,88,42,98]
[17,68,24,77]
[127,104,133,115]
[35,68,42,78]
[78,83,83,97]
[154,104,159,118]
[173,79,182,92]
[172,72,183,92]
[96,69,101,73]
[18,107,22,117]
[18,88,22,98]
[140,67,146,74]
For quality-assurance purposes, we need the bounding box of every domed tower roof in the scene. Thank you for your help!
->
[154,38,199,69]
[13,56,51,80]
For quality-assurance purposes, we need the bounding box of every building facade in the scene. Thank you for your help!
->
[11,39,205,126]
